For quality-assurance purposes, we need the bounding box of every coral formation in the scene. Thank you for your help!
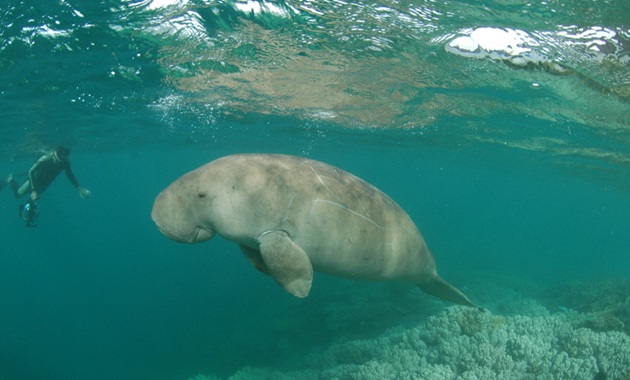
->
[192,307,629,380]
[546,278,630,335]
[189,279,630,380]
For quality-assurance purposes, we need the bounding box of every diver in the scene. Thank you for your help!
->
[2,146,91,226]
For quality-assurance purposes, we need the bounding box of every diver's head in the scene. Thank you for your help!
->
[54,146,71,161]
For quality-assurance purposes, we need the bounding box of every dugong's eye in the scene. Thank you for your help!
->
[198,192,207,198]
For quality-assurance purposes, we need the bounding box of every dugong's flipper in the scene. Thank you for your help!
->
[257,231,314,298]
[418,275,478,308]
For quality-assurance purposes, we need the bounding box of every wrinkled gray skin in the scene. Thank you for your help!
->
[151,154,476,307]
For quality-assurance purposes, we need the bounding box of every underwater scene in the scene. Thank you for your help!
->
[1,0,629,379]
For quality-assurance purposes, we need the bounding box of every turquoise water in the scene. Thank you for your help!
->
[1,1,629,379]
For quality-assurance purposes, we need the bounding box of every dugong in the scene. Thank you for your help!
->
[151,154,476,307]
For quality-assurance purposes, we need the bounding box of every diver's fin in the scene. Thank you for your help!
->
[257,230,313,298]
[417,274,479,308]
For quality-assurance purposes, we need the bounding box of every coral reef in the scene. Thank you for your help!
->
[545,278,630,335]
[189,278,630,380]
[199,307,629,380]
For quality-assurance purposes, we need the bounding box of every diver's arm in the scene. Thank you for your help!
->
[65,165,91,198]
[64,165,80,188]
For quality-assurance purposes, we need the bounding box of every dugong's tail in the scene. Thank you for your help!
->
[418,274,479,308]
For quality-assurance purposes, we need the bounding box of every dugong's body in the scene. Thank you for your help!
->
[151,154,476,307]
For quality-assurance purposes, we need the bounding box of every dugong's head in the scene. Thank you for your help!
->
[151,170,216,243]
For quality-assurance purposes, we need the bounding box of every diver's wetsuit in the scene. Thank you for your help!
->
[9,153,80,198]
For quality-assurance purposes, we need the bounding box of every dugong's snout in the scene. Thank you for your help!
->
[151,187,215,244]
[189,226,215,243]
[154,222,214,243]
